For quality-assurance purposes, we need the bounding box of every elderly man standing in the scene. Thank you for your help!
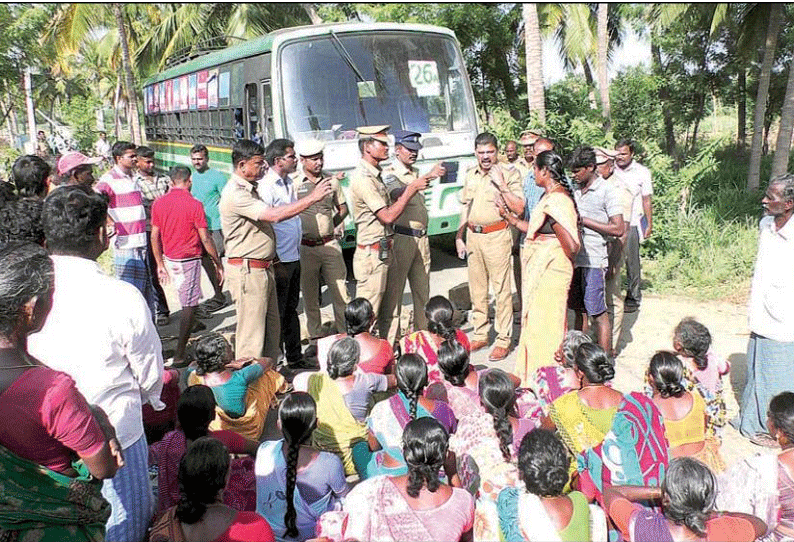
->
[379,130,445,345]
[456,132,523,361]
[30,185,164,542]
[349,125,429,323]
[220,139,331,360]
[734,174,794,444]
[295,140,350,351]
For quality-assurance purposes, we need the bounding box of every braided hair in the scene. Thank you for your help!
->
[425,295,458,342]
[649,351,686,398]
[662,457,717,537]
[437,338,470,387]
[327,336,359,379]
[345,297,374,336]
[536,150,581,233]
[396,354,428,420]
[403,417,449,498]
[518,429,570,497]
[175,437,230,524]
[575,342,615,384]
[193,333,232,376]
[479,369,516,462]
[279,392,318,539]
[177,385,216,442]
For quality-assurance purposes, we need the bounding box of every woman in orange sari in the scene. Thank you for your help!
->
[497,150,580,386]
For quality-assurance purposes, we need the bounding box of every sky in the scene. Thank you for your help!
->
[542,25,652,85]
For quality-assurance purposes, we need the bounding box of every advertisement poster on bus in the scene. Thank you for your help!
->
[158,82,165,114]
[197,70,208,109]
[188,73,197,110]
[207,69,218,108]
[180,75,189,110]
[173,78,181,111]
[165,80,173,112]
[219,71,230,105]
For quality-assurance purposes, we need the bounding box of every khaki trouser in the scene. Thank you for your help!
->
[226,261,281,360]
[300,241,350,341]
[605,240,627,349]
[467,227,513,348]
[379,233,431,345]
[353,244,391,321]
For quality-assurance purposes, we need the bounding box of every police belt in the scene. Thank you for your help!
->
[227,257,276,269]
[301,235,335,247]
[467,220,509,234]
[393,224,427,237]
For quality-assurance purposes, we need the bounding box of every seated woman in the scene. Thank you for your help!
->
[151,437,274,542]
[316,298,394,374]
[318,417,474,542]
[605,457,766,542]
[0,242,121,541]
[543,343,623,456]
[450,369,538,540]
[364,353,458,477]
[401,296,470,385]
[534,330,592,412]
[150,385,260,516]
[255,392,348,542]
[648,351,724,473]
[545,343,668,504]
[717,391,794,541]
[498,429,607,542]
[297,337,393,475]
[188,333,287,440]
[429,339,525,419]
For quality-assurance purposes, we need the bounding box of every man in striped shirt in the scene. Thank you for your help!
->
[96,141,156,317]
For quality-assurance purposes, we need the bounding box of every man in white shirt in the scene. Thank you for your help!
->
[261,138,312,368]
[612,139,653,313]
[734,174,794,443]
[29,185,164,542]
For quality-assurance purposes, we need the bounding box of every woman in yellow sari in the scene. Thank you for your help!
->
[497,150,580,386]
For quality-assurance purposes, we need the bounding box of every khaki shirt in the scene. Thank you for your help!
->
[500,156,529,179]
[349,158,390,245]
[219,173,276,260]
[460,163,523,226]
[295,172,346,239]
[382,160,428,230]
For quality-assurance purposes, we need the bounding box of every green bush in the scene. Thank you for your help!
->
[61,95,101,153]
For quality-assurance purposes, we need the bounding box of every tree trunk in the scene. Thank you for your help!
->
[301,3,322,24]
[523,3,545,125]
[772,58,794,177]
[495,51,520,120]
[748,4,782,191]
[114,3,141,145]
[597,3,611,129]
[737,67,746,151]
[113,80,122,140]
[651,42,676,157]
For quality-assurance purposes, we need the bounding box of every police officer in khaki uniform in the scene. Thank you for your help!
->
[379,130,445,345]
[517,129,542,173]
[455,132,523,361]
[349,125,429,323]
[295,139,350,347]
[220,139,331,360]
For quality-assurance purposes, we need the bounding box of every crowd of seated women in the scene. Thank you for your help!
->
[2,239,790,542]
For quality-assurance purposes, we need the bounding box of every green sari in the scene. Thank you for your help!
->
[0,444,110,542]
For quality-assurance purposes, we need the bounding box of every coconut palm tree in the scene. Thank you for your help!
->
[747,3,782,191]
[597,3,610,128]
[523,3,545,125]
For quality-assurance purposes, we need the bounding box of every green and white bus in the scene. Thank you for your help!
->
[141,22,479,244]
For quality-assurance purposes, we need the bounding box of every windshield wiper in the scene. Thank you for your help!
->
[329,29,370,124]
[329,30,366,82]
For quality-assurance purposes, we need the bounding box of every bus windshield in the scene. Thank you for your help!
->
[280,31,476,148]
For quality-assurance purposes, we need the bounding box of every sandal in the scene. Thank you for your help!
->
[201,295,230,313]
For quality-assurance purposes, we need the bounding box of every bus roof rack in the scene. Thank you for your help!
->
[164,36,247,70]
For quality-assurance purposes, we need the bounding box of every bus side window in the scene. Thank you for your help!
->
[261,80,273,143]
[245,83,259,143]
